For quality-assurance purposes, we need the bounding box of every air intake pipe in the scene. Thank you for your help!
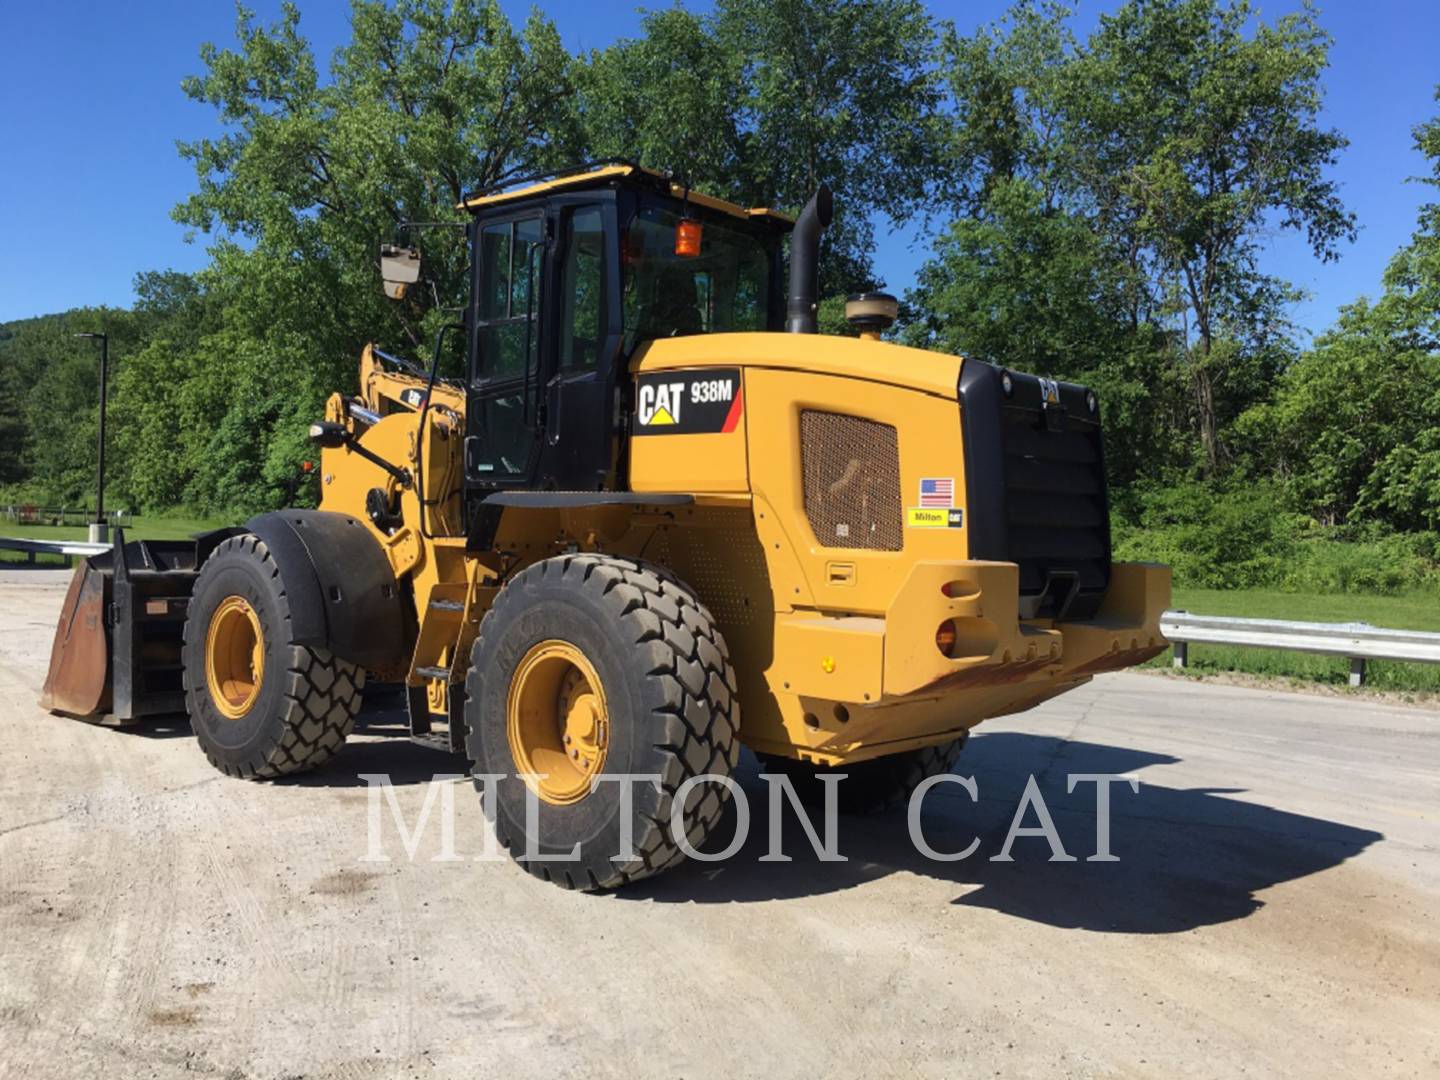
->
[785,184,833,334]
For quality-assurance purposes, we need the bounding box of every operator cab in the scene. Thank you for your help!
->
[447,163,794,499]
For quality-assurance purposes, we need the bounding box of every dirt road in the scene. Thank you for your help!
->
[2,567,1437,1078]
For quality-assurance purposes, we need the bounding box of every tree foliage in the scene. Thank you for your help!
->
[578,0,943,288]
[1237,87,1440,532]
[1,0,1436,585]
[137,0,577,513]
[905,0,1352,483]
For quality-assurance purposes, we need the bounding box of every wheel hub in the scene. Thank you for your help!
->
[507,641,609,805]
[205,595,265,720]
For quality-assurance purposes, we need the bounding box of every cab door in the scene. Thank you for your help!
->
[538,202,621,489]
[466,213,547,485]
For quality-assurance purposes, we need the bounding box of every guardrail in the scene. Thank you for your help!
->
[1161,610,1440,686]
[0,536,110,567]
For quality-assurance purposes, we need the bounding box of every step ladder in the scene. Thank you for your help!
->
[405,582,483,753]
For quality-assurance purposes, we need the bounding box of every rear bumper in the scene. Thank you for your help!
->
[764,560,1170,764]
[888,559,1171,695]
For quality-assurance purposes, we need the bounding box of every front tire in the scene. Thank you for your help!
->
[465,554,740,890]
[183,534,364,779]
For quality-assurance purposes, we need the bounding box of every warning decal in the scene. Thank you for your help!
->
[634,368,743,436]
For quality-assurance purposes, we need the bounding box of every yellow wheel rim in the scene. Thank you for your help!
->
[507,640,609,806]
[205,595,265,720]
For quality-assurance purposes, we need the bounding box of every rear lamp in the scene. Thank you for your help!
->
[1001,370,1014,396]
[675,219,702,257]
[935,620,958,658]
[1086,389,1098,414]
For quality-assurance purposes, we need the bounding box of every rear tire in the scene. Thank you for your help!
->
[465,554,740,891]
[759,736,968,816]
[183,534,364,779]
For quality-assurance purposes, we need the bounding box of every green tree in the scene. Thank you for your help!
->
[1075,0,1353,471]
[575,7,746,187]
[1240,87,1440,531]
[0,331,32,486]
[910,0,1352,479]
[578,0,944,290]
[151,0,577,512]
[0,308,149,508]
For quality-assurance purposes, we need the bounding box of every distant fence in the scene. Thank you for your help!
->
[1161,611,1440,687]
[1,505,130,528]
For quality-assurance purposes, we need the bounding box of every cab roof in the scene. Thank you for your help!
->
[458,163,795,227]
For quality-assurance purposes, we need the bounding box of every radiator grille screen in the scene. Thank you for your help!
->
[799,411,903,551]
[1000,408,1109,595]
[957,359,1112,620]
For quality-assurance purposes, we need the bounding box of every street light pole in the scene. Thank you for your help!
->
[74,332,109,543]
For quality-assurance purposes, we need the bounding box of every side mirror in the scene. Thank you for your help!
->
[380,244,422,300]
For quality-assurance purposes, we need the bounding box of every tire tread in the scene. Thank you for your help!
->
[183,535,364,780]
[466,553,739,891]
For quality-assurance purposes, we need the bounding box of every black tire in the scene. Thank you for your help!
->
[465,554,740,891]
[182,534,364,779]
[759,736,968,816]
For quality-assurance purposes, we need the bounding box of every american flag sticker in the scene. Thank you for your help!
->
[919,477,954,508]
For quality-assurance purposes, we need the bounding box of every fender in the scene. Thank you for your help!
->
[244,509,406,672]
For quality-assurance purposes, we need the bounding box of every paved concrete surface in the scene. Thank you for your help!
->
[1,568,1437,1078]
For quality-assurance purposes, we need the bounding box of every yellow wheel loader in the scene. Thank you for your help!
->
[41,163,1170,889]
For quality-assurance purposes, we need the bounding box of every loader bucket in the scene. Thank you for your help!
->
[39,529,213,724]
[40,556,112,717]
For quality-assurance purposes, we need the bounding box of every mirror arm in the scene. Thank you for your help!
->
[415,322,466,540]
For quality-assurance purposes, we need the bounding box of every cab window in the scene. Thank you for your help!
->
[476,216,544,381]
[560,207,606,370]
[621,207,770,352]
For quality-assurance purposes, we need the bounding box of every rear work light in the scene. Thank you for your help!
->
[675,219,702,257]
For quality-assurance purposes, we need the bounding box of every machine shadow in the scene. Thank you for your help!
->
[71,686,466,783]
[623,732,1383,933]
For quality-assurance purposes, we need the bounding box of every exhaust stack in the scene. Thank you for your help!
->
[785,184,833,334]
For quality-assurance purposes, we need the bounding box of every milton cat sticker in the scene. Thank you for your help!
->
[634,368,743,435]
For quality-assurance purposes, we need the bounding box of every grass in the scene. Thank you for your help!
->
[0,513,232,565]
[1170,587,1440,632]
[1152,586,1440,694]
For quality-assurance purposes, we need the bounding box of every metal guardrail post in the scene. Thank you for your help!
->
[1173,641,1188,669]
[1350,657,1365,688]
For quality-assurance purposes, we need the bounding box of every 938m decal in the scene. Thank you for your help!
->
[634,368,743,435]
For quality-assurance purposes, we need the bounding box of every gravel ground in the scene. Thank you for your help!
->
[2,567,1437,1079]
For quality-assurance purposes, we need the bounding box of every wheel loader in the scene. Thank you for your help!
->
[41,163,1170,889]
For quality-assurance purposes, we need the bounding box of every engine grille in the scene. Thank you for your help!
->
[799,410,904,551]
[959,362,1111,619]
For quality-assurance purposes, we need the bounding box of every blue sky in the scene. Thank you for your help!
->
[1,0,1437,339]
